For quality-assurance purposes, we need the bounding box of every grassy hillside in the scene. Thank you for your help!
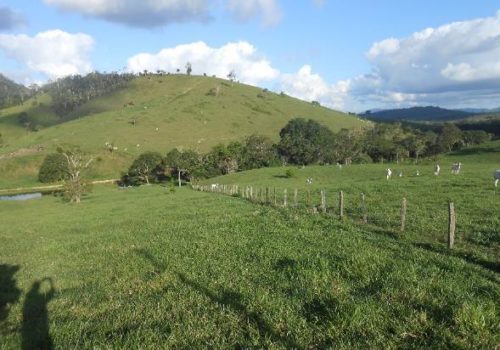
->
[0,185,498,348]
[0,75,367,188]
[199,140,500,266]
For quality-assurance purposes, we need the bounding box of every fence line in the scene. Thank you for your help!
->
[191,183,456,249]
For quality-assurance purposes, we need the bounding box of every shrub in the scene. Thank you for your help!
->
[285,169,294,178]
[38,153,69,183]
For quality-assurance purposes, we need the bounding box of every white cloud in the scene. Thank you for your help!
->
[279,65,349,110]
[339,10,500,110]
[44,0,210,27]
[0,7,26,30]
[127,41,280,86]
[0,30,94,80]
[226,0,282,27]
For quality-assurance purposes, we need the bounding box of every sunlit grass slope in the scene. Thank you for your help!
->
[0,185,498,348]
[0,75,367,187]
[201,140,500,266]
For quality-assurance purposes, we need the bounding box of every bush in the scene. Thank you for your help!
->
[38,153,69,183]
[285,169,294,178]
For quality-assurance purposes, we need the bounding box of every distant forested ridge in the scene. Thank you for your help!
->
[0,74,32,108]
[362,106,473,122]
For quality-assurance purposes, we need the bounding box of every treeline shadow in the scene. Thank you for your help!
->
[414,242,499,274]
[176,272,301,349]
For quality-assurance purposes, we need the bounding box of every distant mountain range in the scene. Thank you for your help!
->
[361,106,500,122]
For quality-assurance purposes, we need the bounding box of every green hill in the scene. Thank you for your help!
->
[0,74,367,187]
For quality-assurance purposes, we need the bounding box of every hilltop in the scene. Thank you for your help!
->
[0,74,367,187]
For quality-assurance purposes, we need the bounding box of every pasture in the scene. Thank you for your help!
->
[0,143,499,348]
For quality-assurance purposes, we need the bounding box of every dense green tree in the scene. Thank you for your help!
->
[240,135,278,170]
[461,130,491,147]
[438,123,462,152]
[38,153,69,183]
[124,152,164,186]
[333,129,364,164]
[165,149,201,186]
[278,118,335,165]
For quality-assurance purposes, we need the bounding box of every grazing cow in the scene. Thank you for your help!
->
[306,177,313,185]
[494,170,500,187]
[336,162,343,169]
[451,162,462,175]
[386,168,392,180]
[416,170,420,176]
[434,164,440,176]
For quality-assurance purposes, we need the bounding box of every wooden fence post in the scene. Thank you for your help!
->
[266,187,270,204]
[294,189,298,208]
[274,188,277,206]
[448,202,455,249]
[339,191,344,219]
[400,197,407,232]
[283,189,288,208]
[361,193,368,224]
[320,190,326,213]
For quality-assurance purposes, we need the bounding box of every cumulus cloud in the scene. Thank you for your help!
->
[345,10,500,109]
[127,41,280,85]
[44,0,210,28]
[0,30,94,80]
[279,65,349,110]
[0,7,26,30]
[226,0,282,27]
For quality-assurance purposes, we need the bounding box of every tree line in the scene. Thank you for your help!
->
[118,118,491,186]
[37,117,493,199]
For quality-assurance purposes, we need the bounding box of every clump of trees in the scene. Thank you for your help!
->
[47,72,135,116]
[38,148,94,203]
[122,152,164,186]
[119,118,492,187]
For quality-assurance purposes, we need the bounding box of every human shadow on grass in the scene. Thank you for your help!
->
[21,278,55,350]
[176,272,301,349]
[0,264,22,331]
[133,248,168,274]
[414,242,499,274]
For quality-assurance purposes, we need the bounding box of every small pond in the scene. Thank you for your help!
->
[0,193,43,201]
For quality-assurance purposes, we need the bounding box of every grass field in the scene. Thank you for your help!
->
[1,143,499,348]
[0,75,367,188]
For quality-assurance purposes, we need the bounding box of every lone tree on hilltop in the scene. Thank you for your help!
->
[185,62,192,76]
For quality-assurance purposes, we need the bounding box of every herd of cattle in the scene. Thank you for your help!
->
[386,163,500,187]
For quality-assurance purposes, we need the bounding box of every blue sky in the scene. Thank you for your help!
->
[1,0,500,112]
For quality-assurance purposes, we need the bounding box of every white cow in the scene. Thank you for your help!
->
[434,164,440,176]
[494,170,500,188]
[451,162,462,175]
[386,168,392,180]
[306,177,313,185]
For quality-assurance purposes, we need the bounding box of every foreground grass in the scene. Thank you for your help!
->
[202,142,500,269]
[0,185,498,349]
